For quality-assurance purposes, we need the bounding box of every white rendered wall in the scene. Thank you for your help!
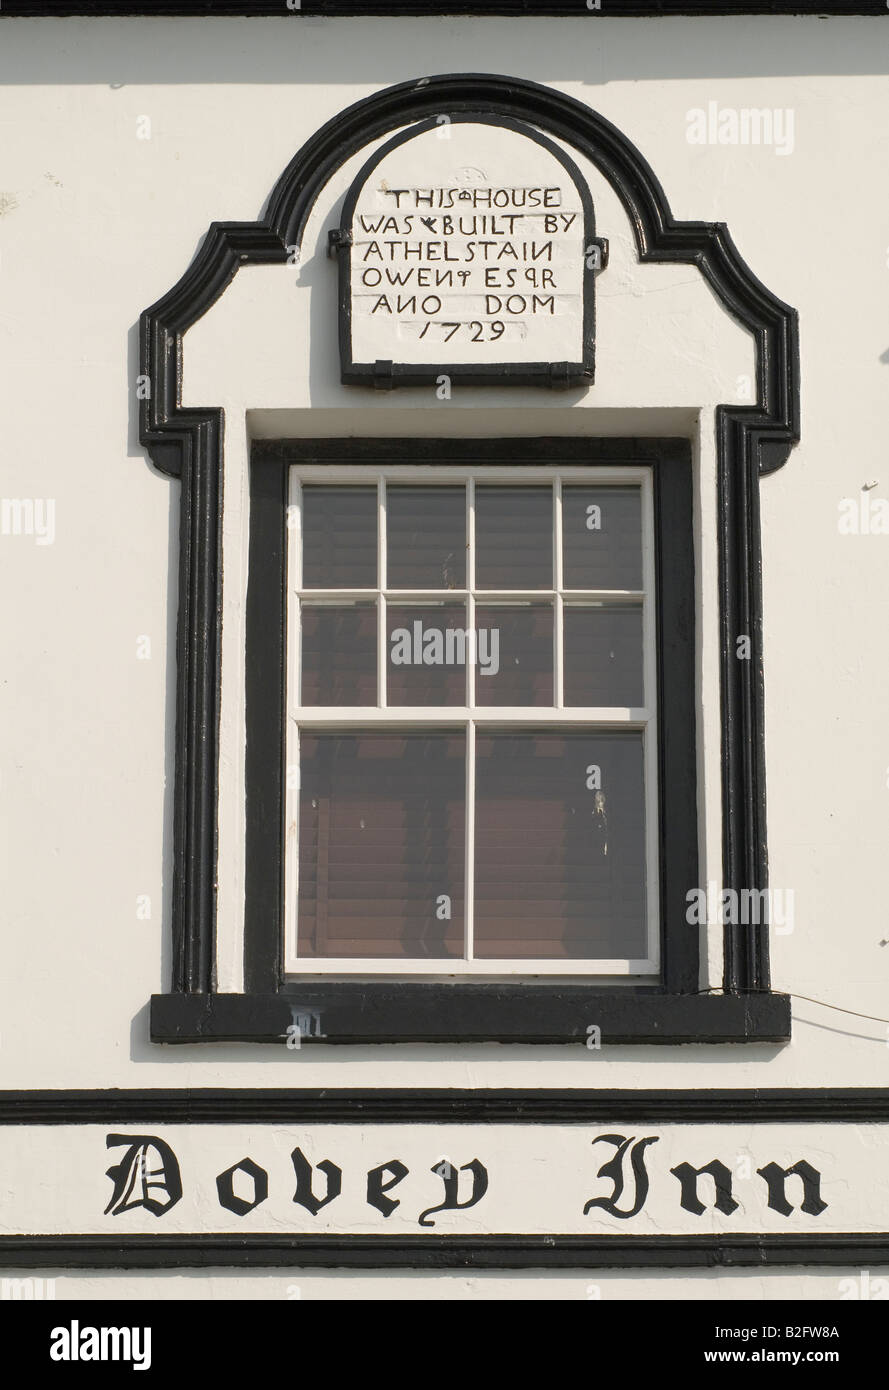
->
[1,13,888,1296]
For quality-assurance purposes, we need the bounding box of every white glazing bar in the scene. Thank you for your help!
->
[287,726,301,962]
[465,478,476,960]
[466,478,476,710]
[288,957,658,977]
[291,707,649,726]
[560,592,644,605]
[465,719,476,963]
[640,467,660,971]
[289,475,303,707]
[378,475,387,709]
[296,589,644,601]
[554,474,564,709]
[293,465,650,485]
[292,474,303,590]
[285,471,304,962]
[386,589,469,599]
[296,588,387,600]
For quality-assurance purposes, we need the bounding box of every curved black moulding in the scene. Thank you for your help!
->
[139,72,799,1031]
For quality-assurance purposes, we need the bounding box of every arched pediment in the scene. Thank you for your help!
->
[142,72,798,479]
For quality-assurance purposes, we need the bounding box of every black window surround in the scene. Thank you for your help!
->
[248,437,690,1004]
[140,73,799,1045]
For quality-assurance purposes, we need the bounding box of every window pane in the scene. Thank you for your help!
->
[562,486,642,591]
[474,604,554,706]
[300,605,377,707]
[475,486,552,589]
[297,733,465,959]
[474,732,647,960]
[302,486,377,589]
[387,486,466,590]
[387,605,467,706]
[563,605,644,707]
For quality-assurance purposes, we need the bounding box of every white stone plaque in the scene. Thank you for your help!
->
[335,116,600,388]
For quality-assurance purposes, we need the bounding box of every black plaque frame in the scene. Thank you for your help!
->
[335,115,598,389]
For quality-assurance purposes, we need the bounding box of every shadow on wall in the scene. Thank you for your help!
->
[130,311,180,1001]
[0,15,886,86]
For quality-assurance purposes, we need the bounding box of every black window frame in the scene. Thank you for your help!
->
[248,436,693,1016]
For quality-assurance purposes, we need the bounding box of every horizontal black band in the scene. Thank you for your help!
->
[1,3,885,17]
[1,1085,879,1124]
[3,1232,889,1269]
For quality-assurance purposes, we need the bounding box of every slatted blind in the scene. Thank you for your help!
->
[298,733,465,958]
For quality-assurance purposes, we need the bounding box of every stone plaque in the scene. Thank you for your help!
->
[334,115,601,389]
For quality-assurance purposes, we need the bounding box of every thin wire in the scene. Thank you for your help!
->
[698,987,889,1026]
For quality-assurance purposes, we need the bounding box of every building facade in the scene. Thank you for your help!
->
[2,1,889,1302]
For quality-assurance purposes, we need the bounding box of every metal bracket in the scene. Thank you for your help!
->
[327,227,353,258]
[372,359,395,391]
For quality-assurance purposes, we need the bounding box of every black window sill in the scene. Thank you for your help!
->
[150,987,791,1045]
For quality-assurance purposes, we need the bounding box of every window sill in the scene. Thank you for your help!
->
[150,987,791,1045]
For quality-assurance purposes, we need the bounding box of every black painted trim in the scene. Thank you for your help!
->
[138,74,799,1031]
[142,225,282,997]
[244,453,288,995]
[336,115,597,389]
[5,1233,889,1271]
[653,446,698,995]
[3,2,886,16]
[2,1087,887,1125]
[241,436,700,1031]
[151,986,790,1043]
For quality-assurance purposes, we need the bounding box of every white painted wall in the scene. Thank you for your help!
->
[1,13,888,1296]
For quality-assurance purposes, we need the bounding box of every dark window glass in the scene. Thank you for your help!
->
[387,605,467,706]
[474,732,647,959]
[300,605,377,706]
[302,486,377,589]
[387,486,466,590]
[473,604,554,706]
[475,486,552,589]
[297,733,465,959]
[563,606,644,707]
[562,486,642,591]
